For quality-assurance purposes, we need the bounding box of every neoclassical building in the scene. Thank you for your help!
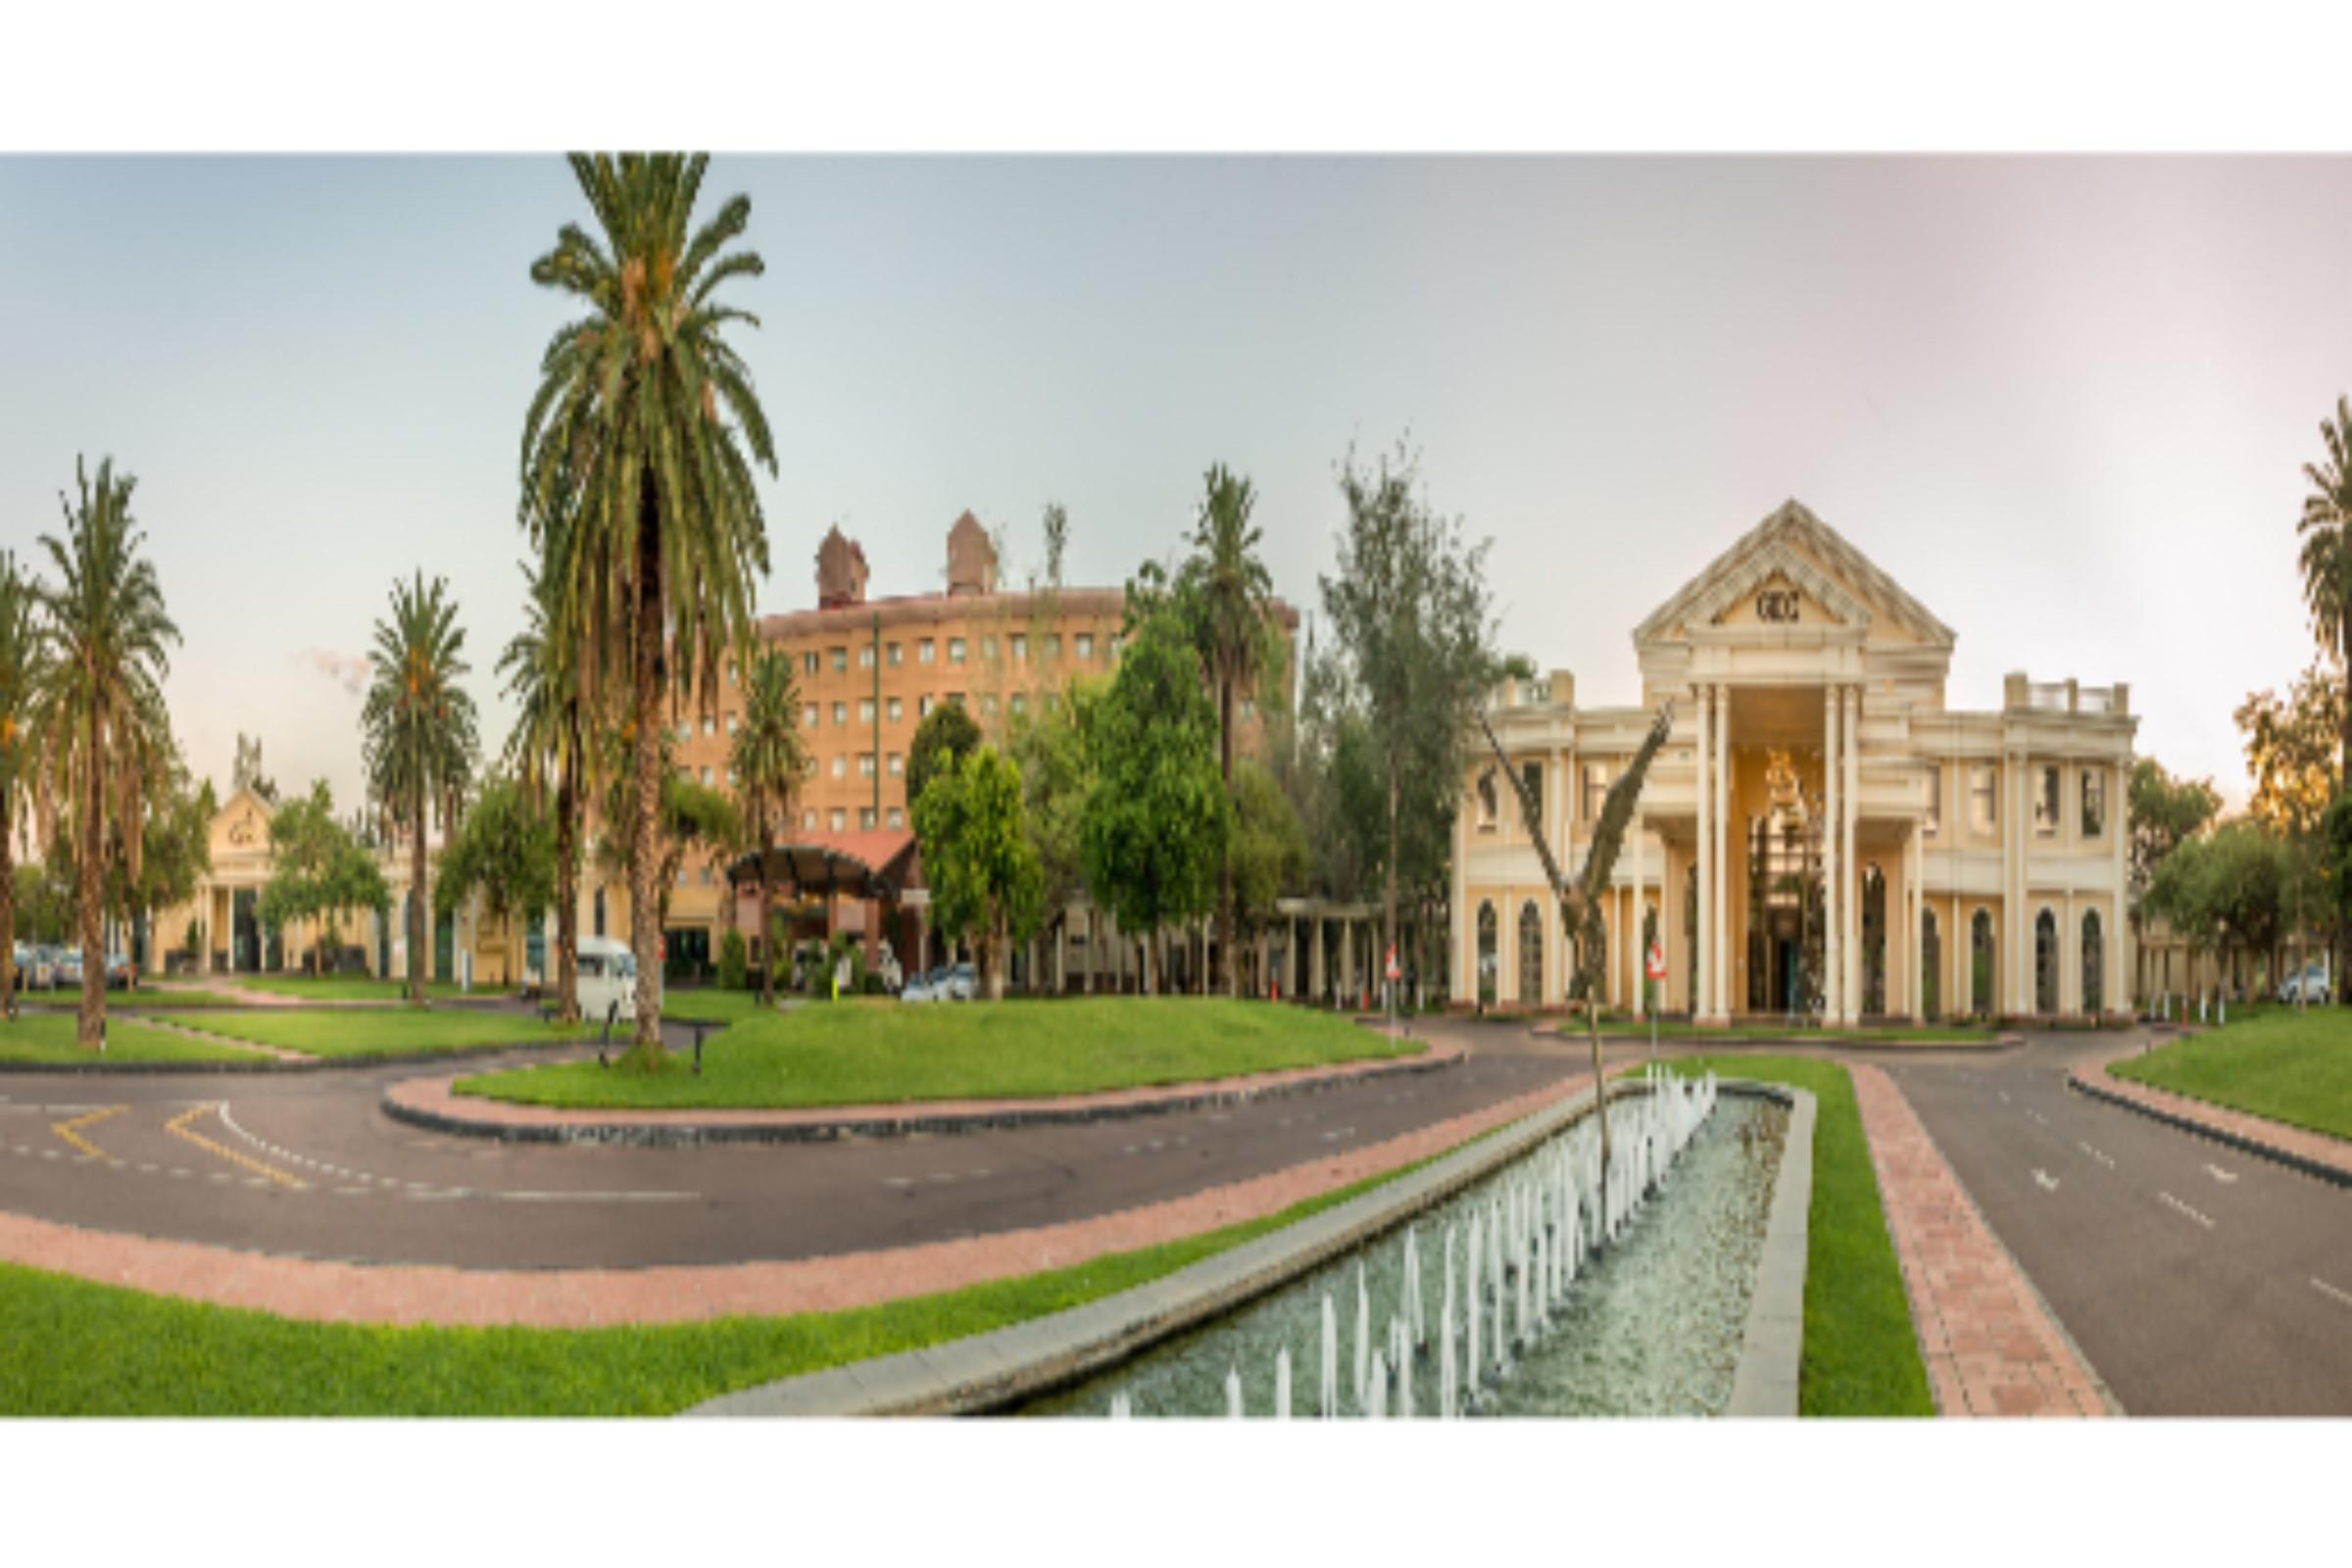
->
[1454,502,2138,1023]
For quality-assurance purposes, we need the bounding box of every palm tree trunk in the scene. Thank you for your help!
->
[1220,672,1237,998]
[1385,766,1400,1018]
[556,763,579,1024]
[630,491,666,1057]
[1,791,16,1006]
[78,705,103,1049]
[410,775,427,1007]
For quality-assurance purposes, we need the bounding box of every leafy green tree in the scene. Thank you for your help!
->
[500,560,592,1021]
[906,700,983,817]
[912,745,1043,1001]
[361,572,478,1006]
[2235,666,2342,999]
[13,862,73,946]
[2296,396,2352,783]
[1004,677,1100,991]
[258,781,388,973]
[33,458,180,1046]
[1318,441,1497,992]
[597,725,739,952]
[729,648,808,1006]
[436,775,556,987]
[1082,610,1228,994]
[1230,758,1308,988]
[0,553,46,1004]
[1178,464,1280,996]
[2129,758,2223,926]
[521,153,777,1056]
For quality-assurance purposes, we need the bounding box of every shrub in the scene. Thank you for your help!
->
[715,929,749,992]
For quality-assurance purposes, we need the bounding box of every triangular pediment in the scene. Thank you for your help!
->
[210,786,274,858]
[1634,500,1956,651]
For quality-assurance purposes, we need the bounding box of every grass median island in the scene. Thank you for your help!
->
[1658,1054,1936,1417]
[156,1008,586,1059]
[457,997,1422,1111]
[0,1140,1458,1415]
[233,975,484,1004]
[0,1012,276,1065]
[2112,1008,2352,1144]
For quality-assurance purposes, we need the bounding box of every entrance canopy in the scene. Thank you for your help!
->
[727,829,922,902]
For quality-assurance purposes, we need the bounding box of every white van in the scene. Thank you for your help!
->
[574,936,644,1023]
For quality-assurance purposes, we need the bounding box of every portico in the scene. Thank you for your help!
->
[1455,501,2138,1025]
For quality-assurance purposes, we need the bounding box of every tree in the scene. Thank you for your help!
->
[0,553,45,1004]
[1229,758,1309,990]
[729,647,808,1006]
[521,153,777,1056]
[1178,464,1279,996]
[257,781,387,973]
[2129,757,2223,934]
[2296,396,2352,785]
[2160,821,2288,1000]
[906,700,983,817]
[435,775,556,988]
[361,572,478,1006]
[500,560,592,1021]
[1319,440,1498,999]
[33,458,180,1047]
[1081,609,1228,994]
[2235,665,2342,1002]
[1004,676,1100,991]
[911,745,1044,1001]
[597,726,739,949]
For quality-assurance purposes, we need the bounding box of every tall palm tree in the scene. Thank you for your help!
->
[500,559,592,1023]
[729,647,808,1007]
[0,553,49,1008]
[362,572,478,1007]
[1181,465,1275,997]
[34,459,180,1048]
[2299,395,2352,784]
[520,153,776,1056]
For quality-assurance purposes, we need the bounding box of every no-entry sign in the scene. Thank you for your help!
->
[1645,939,1666,981]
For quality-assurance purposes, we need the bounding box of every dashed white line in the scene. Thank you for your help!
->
[2033,1169,2060,1193]
[2157,1191,2215,1229]
[2204,1163,2238,1184]
[2077,1141,2115,1169]
[2313,1277,2352,1311]
[882,1177,914,1189]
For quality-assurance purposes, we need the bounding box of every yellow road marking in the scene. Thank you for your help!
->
[165,1104,306,1189]
[52,1104,127,1159]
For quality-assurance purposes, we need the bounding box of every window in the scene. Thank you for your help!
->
[1009,692,1027,717]
[1476,903,1498,1005]
[2082,768,2105,838]
[1075,633,1094,661]
[830,756,846,779]
[2082,909,2104,1014]
[1011,633,1027,661]
[1970,765,1997,835]
[918,639,935,664]
[1520,760,1543,822]
[2034,764,2060,836]
[886,808,904,829]
[888,753,903,776]
[699,765,711,787]
[829,808,846,832]
[949,637,967,664]
[859,808,877,830]
[2034,908,2059,1013]
[803,756,819,778]
[1971,909,1994,1013]
[701,716,714,737]
[675,721,691,743]
[858,644,874,669]
[726,714,738,736]
[803,703,819,728]
[803,651,818,675]
[1583,761,1608,823]
[1045,633,1062,662]
[725,658,736,684]
[919,695,935,718]
[827,702,844,727]
[884,697,900,723]
[1476,770,1498,831]
[1924,763,1941,837]
[830,647,848,673]
[1518,902,1544,1005]
[887,642,903,666]
[982,635,997,660]
[981,694,998,717]
[859,754,876,778]
[802,808,816,831]
[859,698,875,723]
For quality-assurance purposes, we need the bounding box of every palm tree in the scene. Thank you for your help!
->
[0,553,49,1009]
[33,459,180,1048]
[520,153,777,1057]
[729,647,808,1007]
[361,572,478,1007]
[1181,465,1275,997]
[2299,396,2352,784]
[500,559,592,1023]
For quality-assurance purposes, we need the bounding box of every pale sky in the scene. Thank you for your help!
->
[4,155,2349,813]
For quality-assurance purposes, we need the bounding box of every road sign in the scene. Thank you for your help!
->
[1645,939,1666,981]
[1386,945,1400,983]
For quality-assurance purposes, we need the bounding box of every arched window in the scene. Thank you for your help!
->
[2035,908,2059,1015]
[1518,901,1544,1006]
[1971,909,1994,1015]
[2082,909,2103,1016]
[1921,908,1940,1020]
[1476,902,1497,1006]
[593,886,607,940]
[1862,864,1887,1016]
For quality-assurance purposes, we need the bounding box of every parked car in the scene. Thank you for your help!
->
[105,951,133,990]
[943,961,977,1002]
[2277,961,2331,1006]
[56,948,84,989]
[573,935,642,1023]
[11,944,56,992]
[901,967,938,1004]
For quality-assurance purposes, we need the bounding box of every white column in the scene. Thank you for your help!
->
[1823,686,1840,1023]
[1843,684,1862,1022]
[2010,752,2028,1014]
[1712,683,1731,1018]
[1694,683,1714,1023]
[1910,826,1927,1024]
[2109,760,2128,1015]
[1633,811,1648,1019]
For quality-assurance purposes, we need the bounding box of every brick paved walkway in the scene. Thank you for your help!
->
[1849,1062,2112,1417]
[2076,1040,2352,1185]
[0,1067,1578,1329]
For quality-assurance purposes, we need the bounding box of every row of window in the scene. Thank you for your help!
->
[799,630,1111,677]
[797,806,905,833]
[1923,762,2106,840]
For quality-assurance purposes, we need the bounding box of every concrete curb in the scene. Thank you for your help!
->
[1725,1085,1813,1418]
[2067,1066,2352,1193]
[382,1044,1460,1147]
[688,1078,1799,1417]
[0,1036,599,1077]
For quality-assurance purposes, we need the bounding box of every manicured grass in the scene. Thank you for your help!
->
[657,988,779,1025]
[1656,1054,1936,1417]
[1576,1019,1999,1046]
[0,1011,271,1065]
[156,1008,584,1059]
[2112,1007,2352,1144]
[0,1141,1451,1415]
[232,975,484,1003]
[459,997,1420,1110]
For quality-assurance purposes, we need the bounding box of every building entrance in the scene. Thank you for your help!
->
[1745,748,1826,1017]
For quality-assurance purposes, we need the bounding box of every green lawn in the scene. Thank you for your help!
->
[157,1008,585,1059]
[657,988,779,1025]
[0,1144,1449,1415]
[2112,1007,2352,1144]
[459,997,1420,1110]
[1657,1054,1936,1416]
[1579,1019,1999,1046]
[231,975,485,1003]
[0,1011,272,1065]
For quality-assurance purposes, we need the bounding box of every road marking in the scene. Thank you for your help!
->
[2314,1278,2352,1311]
[2204,1163,2238,1184]
[2077,1141,2115,1169]
[2157,1191,2214,1229]
[882,1176,914,1189]
[1322,1127,1356,1143]
[51,1104,127,1160]
[2033,1169,2060,1193]
[165,1104,306,1189]
[1998,1091,2010,1103]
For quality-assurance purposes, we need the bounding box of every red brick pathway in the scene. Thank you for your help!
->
[1849,1063,2111,1417]
[0,1066,1574,1329]
[2079,1039,2352,1183]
